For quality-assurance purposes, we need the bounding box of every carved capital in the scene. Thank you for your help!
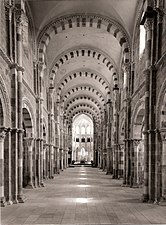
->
[133,139,141,147]
[15,9,28,28]
[160,128,166,142]
[0,127,8,142]
[157,11,164,24]
[24,137,34,148]
[123,63,130,74]
[144,18,153,32]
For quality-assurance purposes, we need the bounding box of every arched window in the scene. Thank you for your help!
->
[76,126,79,134]
[81,126,85,134]
[139,25,145,58]
[87,126,90,134]
[81,148,85,156]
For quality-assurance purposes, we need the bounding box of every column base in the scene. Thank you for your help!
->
[18,195,25,203]
[132,183,140,188]
[40,182,45,187]
[159,196,166,206]
[121,184,130,187]
[13,199,19,204]
[25,183,34,189]
[0,198,7,207]
[106,171,112,175]
[148,199,155,204]
[142,194,149,203]
[7,200,13,205]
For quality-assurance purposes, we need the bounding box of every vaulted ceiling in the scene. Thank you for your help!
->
[28,0,138,123]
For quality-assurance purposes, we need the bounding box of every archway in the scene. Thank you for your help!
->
[133,108,145,186]
[43,124,48,179]
[119,120,125,178]
[22,107,33,188]
[0,99,3,126]
[160,92,166,199]
[72,114,93,164]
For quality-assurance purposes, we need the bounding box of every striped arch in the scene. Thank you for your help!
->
[22,97,35,135]
[38,14,130,64]
[50,47,118,87]
[43,117,48,143]
[67,109,99,124]
[119,118,125,143]
[160,93,166,128]
[68,111,96,125]
[0,75,11,127]
[60,85,106,105]
[131,97,145,138]
[64,95,103,112]
[64,102,102,119]
[156,76,166,128]
[56,70,110,96]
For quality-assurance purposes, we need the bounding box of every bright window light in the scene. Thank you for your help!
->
[139,25,146,58]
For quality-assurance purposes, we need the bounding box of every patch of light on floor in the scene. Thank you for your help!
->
[77,184,89,188]
[80,173,86,176]
[79,178,87,180]
[75,198,93,203]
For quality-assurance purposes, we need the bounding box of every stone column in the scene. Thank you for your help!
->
[93,120,97,166]
[143,16,153,202]
[40,138,44,186]
[103,110,107,171]
[160,130,166,201]
[10,64,18,203]
[106,93,113,175]
[37,62,45,187]
[46,145,49,179]
[36,138,41,187]
[49,145,54,178]
[60,104,64,171]
[53,146,57,174]
[4,128,12,205]
[63,118,67,169]
[33,139,38,187]
[99,121,103,169]
[24,137,34,189]
[132,139,141,187]
[43,143,47,179]
[123,64,130,186]
[0,128,8,207]
[113,86,119,178]
[39,97,44,187]
[157,10,163,60]
[16,10,24,203]
[55,98,60,174]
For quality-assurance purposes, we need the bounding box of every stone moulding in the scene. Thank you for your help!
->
[0,74,11,127]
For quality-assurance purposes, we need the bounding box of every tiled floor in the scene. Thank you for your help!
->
[1,167,166,225]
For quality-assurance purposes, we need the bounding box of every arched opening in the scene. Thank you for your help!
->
[119,121,125,178]
[72,114,93,164]
[22,107,33,188]
[43,124,48,179]
[0,99,4,126]
[160,93,166,199]
[133,108,145,186]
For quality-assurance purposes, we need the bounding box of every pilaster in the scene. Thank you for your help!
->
[0,128,8,207]
[106,92,113,175]
[24,137,34,189]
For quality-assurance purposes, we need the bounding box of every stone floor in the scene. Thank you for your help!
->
[1,167,166,225]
